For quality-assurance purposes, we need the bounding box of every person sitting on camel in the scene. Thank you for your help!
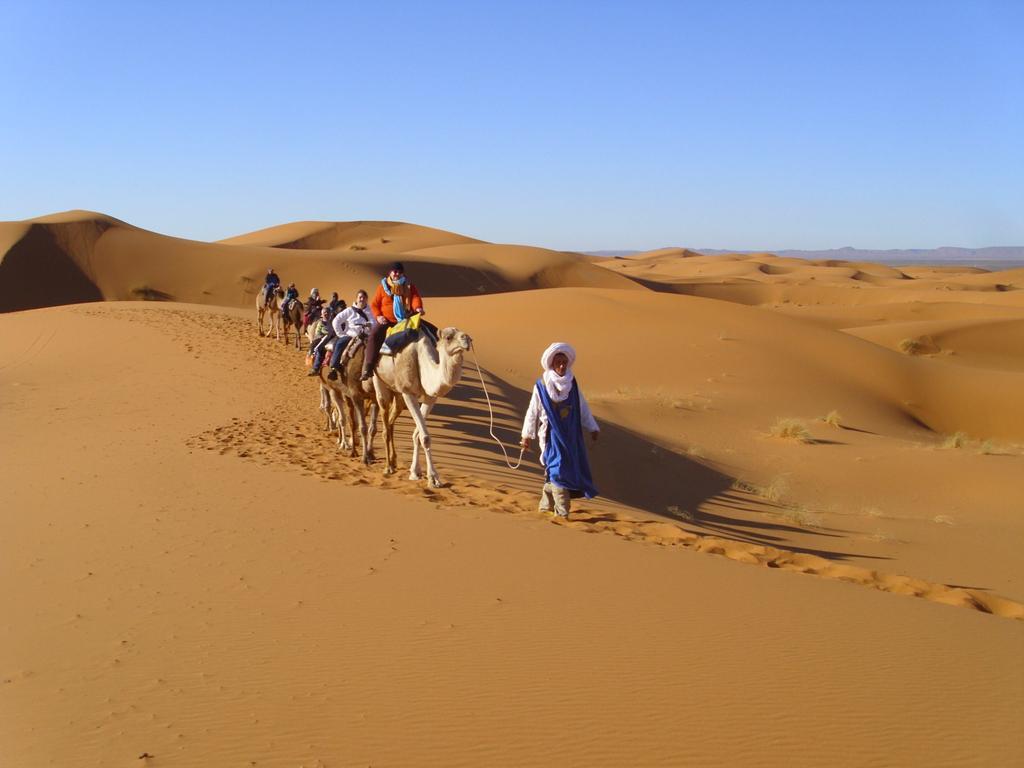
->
[306,306,332,376]
[304,288,325,327]
[280,282,299,321]
[520,342,599,519]
[263,267,280,306]
[327,291,344,318]
[327,289,375,380]
[360,262,424,381]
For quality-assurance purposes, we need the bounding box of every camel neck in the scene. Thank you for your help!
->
[418,338,463,399]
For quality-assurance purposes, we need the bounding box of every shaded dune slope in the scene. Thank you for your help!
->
[0,211,638,312]
[436,288,1024,443]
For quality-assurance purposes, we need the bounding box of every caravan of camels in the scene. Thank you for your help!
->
[259,268,474,490]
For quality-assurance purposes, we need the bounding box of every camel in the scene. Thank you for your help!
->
[372,326,473,487]
[318,339,379,464]
[257,285,283,338]
[281,297,304,349]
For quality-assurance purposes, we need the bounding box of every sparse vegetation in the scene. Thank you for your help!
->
[686,445,705,459]
[783,505,823,529]
[349,244,367,251]
[863,507,885,518]
[821,410,843,428]
[733,477,822,528]
[732,475,788,503]
[933,515,955,526]
[769,418,812,442]
[977,440,997,455]
[131,286,174,301]
[867,530,899,543]
[666,505,694,522]
[898,338,927,355]
[941,432,968,450]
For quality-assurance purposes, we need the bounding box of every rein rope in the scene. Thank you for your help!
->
[469,349,525,470]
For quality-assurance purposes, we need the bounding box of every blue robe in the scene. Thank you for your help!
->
[536,379,598,499]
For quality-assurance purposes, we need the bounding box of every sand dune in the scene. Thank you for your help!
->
[2,212,1022,766]
[0,211,637,313]
[216,218,484,251]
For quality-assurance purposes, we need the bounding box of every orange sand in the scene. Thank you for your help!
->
[1,212,1022,766]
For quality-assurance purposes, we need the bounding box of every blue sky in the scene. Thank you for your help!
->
[1,0,1020,250]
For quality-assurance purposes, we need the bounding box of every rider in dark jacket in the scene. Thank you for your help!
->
[263,268,281,306]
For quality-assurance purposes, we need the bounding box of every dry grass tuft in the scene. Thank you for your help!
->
[898,338,927,355]
[769,418,812,442]
[666,505,694,522]
[821,410,843,428]
[941,432,968,450]
[783,505,823,529]
[686,445,705,459]
[933,514,955,526]
[732,476,788,504]
[131,285,174,301]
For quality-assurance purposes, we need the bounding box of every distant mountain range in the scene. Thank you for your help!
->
[587,246,1024,263]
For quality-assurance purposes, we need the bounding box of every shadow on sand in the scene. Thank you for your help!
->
[419,365,887,564]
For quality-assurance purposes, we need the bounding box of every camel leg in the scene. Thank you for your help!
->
[365,401,378,462]
[319,385,332,433]
[353,397,373,465]
[402,394,441,486]
[408,399,436,481]
[377,391,400,475]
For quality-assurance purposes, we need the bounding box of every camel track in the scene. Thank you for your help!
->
[188,408,1024,623]
[76,304,1021,621]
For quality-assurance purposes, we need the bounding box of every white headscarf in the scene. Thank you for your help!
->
[540,342,576,403]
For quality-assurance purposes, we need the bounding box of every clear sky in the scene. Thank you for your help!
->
[1,0,1021,250]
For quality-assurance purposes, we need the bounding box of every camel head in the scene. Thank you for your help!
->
[439,327,472,357]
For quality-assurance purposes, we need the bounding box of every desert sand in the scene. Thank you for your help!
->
[1,211,1022,766]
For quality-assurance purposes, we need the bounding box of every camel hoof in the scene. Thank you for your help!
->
[408,471,421,481]
[429,476,443,489]
[383,466,396,476]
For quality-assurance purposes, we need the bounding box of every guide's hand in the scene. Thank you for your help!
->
[590,431,599,443]
[520,437,532,452]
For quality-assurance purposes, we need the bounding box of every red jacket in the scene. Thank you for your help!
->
[371,281,423,324]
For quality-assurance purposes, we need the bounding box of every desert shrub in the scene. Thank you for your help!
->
[899,338,926,355]
[732,476,788,503]
[784,505,823,529]
[821,410,842,428]
[131,286,174,301]
[941,432,968,450]
[769,418,811,442]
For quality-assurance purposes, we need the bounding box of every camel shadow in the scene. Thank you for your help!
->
[415,366,884,564]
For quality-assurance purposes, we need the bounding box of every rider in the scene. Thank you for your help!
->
[307,306,333,376]
[263,267,280,306]
[327,291,344,318]
[305,288,325,327]
[360,262,423,381]
[327,289,375,380]
[280,282,299,321]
